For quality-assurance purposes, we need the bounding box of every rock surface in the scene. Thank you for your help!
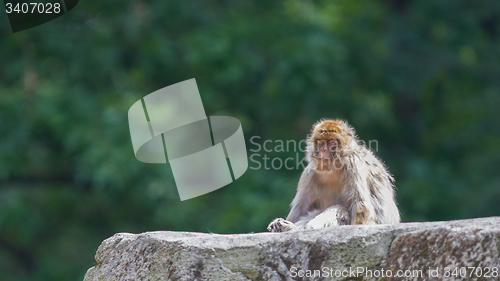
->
[84,217,500,280]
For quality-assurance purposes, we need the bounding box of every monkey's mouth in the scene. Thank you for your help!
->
[319,159,332,167]
[317,154,338,169]
[316,159,336,171]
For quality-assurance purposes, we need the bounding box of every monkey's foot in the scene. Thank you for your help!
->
[267,218,299,232]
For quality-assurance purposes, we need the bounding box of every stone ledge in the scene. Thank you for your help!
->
[83,217,500,280]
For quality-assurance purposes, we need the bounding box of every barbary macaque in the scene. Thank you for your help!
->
[268,119,400,232]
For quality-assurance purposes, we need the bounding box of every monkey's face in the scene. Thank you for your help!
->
[307,119,355,170]
[315,138,338,159]
[313,136,339,170]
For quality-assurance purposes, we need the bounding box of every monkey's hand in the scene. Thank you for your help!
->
[267,218,299,232]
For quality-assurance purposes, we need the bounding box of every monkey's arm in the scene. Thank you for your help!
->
[286,167,315,223]
[268,205,349,232]
[267,169,313,232]
[267,218,299,232]
[268,207,317,232]
[267,188,307,232]
[285,193,307,223]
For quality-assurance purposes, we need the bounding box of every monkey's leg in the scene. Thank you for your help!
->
[351,202,376,224]
[303,205,350,229]
[344,177,377,224]
[267,218,299,232]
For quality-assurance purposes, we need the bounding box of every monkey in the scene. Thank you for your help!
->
[267,119,400,232]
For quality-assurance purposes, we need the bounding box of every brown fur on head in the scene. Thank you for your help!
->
[306,119,356,166]
[311,119,355,145]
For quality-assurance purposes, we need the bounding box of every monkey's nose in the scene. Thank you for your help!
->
[319,150,331,159]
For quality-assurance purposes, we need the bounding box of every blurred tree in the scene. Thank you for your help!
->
[0,0,499,280]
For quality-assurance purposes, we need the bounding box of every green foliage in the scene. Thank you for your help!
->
[0,0,499,280]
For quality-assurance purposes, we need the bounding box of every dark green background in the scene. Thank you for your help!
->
[1,0,499,280]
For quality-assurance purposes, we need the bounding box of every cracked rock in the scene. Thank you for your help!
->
[84,217,500,281]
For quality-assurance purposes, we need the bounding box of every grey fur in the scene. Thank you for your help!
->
[268,119,400,232]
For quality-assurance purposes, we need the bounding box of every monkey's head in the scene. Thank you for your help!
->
[306,119,356,170]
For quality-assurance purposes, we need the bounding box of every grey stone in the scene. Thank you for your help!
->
[84,217,500,280]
